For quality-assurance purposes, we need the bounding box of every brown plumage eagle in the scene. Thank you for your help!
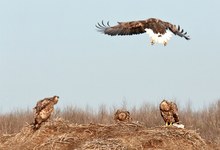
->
[32,95,59,130]
[114,109,132,122]
[159,99,179,126]
[96,18,190,46]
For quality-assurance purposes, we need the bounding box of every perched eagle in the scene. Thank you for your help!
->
[159,99,179,126]
[96,18,190,46]
[32,95,59,130]
[114,109,132,122]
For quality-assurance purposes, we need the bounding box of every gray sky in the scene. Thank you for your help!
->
[0,0,220,113]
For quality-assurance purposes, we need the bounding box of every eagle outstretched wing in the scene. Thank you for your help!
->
[96,20,147,36]
[96,18,190,45]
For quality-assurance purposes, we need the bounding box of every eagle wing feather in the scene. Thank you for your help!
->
[171,102,180,123]
[164,22,190,40]
[96,20,147,36]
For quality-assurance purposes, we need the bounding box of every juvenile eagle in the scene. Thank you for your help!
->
[114,109,132,122]
[159,99,179,126]
[96,18,190,46]
[32,95,59,129]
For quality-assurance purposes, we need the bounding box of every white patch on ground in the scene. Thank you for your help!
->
[145,29,173,45]
[173,123,185,129]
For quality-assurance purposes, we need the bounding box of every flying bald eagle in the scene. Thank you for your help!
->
[159,99,180,126]
[96,18,190,46]
[32,95,59,130]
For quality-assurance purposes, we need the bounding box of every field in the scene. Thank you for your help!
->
[0,100,219,149]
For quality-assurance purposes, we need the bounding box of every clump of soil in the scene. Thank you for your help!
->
[0,118,209,150]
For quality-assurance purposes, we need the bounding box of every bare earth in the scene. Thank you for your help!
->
[0,119,216,150]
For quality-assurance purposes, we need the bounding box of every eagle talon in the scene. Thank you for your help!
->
[163,42,167,46]
[151,40,155,45]
[165,122,173,126]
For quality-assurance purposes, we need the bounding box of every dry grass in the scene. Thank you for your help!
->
[0,119,209,150]
[0,100,219,149]
[0,109,33,134]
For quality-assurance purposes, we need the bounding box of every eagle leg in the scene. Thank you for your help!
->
[150,39,155,45]
[163,41,167,46]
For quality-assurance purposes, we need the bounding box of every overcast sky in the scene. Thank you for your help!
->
[0,0,220,113]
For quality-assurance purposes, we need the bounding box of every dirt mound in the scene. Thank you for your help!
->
[0,118,209,150]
